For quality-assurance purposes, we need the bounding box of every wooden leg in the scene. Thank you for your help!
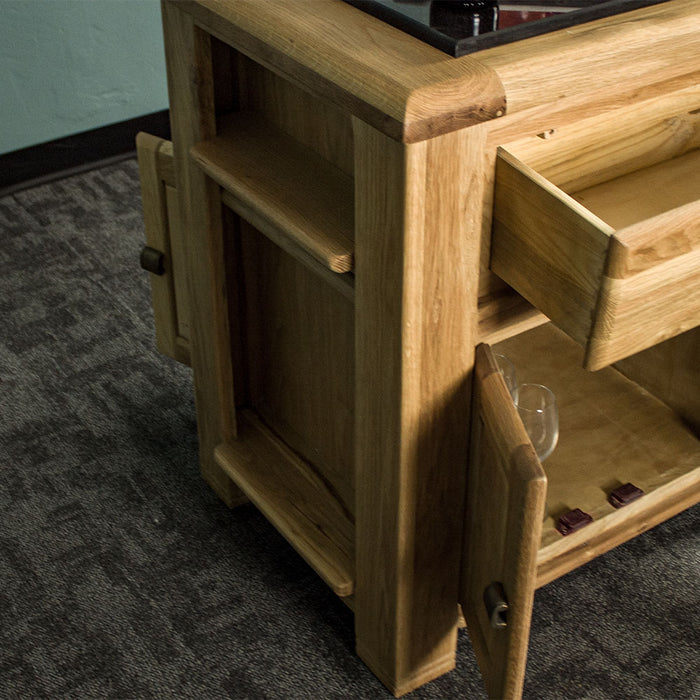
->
[161,1,246,507]
[353,120,486,695]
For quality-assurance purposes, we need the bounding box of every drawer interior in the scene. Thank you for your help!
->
[571,148,700,228]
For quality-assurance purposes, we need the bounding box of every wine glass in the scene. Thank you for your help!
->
[515,383,559,461]
[494,353,519,403]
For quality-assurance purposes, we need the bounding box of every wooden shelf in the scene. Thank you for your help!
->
[494,324,700,587]
[191,112,355,274]
[214,410,355,597]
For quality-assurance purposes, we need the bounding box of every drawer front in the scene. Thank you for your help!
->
[492,146,700,370]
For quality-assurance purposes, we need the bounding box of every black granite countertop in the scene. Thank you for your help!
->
[343,1,671,56]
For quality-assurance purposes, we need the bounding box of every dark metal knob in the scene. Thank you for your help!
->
[140,246,165,275]
[484,581,508,630]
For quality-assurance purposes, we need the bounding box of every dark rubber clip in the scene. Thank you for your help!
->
[556,508,593,536]
[609,483,644,508]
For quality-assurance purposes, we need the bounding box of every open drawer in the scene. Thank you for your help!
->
[491,98,700,370]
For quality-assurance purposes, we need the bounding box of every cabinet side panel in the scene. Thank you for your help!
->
[239,221,356,516]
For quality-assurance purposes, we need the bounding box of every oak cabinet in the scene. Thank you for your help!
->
[138,1,700,697]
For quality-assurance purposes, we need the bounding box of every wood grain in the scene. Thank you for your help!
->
[179,0,505,143]
[492,139,700,370]
[239,221,356,517]
[233,50,355,177]
[161,1,245,506]
[480,82,700,306]
[353,119,485,695]
[494,323,700,586]
[191,112,355,273]
[214,410,355,597]
[479,0,700,135]
[461,344,546,700]
[491,147,613,348]
[136,132,190,365]
[164,184,191,351]
[496,84,700,193]
[615,327,700,435]
[477,291,548,346]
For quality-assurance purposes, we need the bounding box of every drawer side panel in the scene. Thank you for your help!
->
[491,149,612,346]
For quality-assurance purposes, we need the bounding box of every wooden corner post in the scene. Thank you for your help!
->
[161,0,246,506]
[353,118,487,695]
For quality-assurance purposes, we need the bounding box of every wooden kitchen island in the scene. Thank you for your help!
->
[139,1,700,696]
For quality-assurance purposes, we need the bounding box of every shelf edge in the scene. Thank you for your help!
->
[214,411,356,597]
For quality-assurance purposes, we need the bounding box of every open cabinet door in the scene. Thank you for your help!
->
[136,132,191,365]
[460,344,547,699]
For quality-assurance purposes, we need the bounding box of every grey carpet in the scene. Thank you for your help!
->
[0,159,698,699]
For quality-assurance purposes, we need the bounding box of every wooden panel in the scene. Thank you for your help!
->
[583,151,700,369]
[191,113,355,273]
[573,146,700,228]
[353,119,484,696]
[491,147,613,347]
[214,410,355,597]
[136,131,190,366]
[461,344,547,700]
[180,0,506,143]
[234,51,355,177]
[478,0,700,130]
[588,244,700,369]
[491,83,700,191]
[239,222,356,517]
[477,291,547,346]
[481,83,700,309]
[494,323,700,586]
[162,1,245,506]
[164,184,191,348]
[615,327,700,434]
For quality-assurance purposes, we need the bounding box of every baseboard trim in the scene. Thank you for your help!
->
[0,110,170,197]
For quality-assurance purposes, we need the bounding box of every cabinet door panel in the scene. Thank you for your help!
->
[460,344,547,699]
[136,132,190,365]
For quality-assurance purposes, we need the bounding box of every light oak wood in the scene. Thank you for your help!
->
[155,138,176,187]
[164,183,191,351]
[615,327,700,434]
[478,49,700,308]
[492,139,700,369]
[179,0,506,143]
[494,324,700,586]
[499,84,700,194]
[461,344,546,700]
[136,132,190,365]
[214,410,355,597]
[191,112,355,273]
[137,134,191,353]
[161,1,245,506]
[233,50,355,177]
[147,2,700,697]
[353,118,486,696]
[239,221,356,517]
[477,291,547,346]
[492,147,613,346]
[479,0,700,139]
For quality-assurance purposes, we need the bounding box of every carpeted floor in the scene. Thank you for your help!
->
[0,159,698,699]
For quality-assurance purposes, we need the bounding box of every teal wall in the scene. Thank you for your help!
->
[1,0,169,155]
